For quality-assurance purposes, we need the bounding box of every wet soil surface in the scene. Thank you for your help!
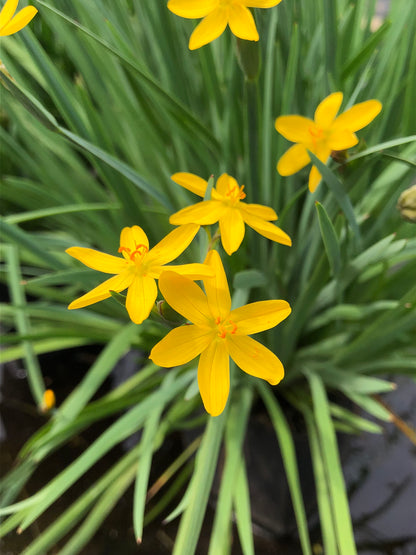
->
[1,345,415,554]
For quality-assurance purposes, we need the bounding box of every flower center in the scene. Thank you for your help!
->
[215,316,238,338]
[308,126,325,146]
[118,243,148,265]
[225,183,246,203]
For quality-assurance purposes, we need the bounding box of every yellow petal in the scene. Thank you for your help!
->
[240,203,277,221]
[169,200,224,226]
[150,325,213,367]
[314,92,343,129]
[277,143,310,176]
[171,172,208,197]
[68,272,133,310]
[327,130,358,150]
[275,115,314,143]
[227,335,284,385]
[146,223,199,266]
[242,213,292,246]
[119,226,149,260]
[203,250,231,320]
[159,262,215,280]
[167,0,218,19]
[66,247,128,274]
[219,208,245,255]
[332,100,382,132]
[308,145,331,192]
[198,339,230,416]
[0,5,37,35]
[0,0,18,29]
[189,8,228,50]
[230,300,291,335]
[308,165,322,193]
[228,4,258,41]
[125,275,157,324]
[244,1,282,7]
[158,271,212,326]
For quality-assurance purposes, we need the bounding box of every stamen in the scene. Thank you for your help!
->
[129,243,148,261]
[118,246,131,254]
[229,320,237,334]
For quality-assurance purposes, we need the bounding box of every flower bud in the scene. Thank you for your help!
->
[397,184,416,223]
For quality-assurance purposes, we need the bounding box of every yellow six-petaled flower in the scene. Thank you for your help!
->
[167,0,283,50]
[150,250,291,416]
[66,224,213,325]
[275,92,382,193]
[0,0,37,36]
[169,172,292,255]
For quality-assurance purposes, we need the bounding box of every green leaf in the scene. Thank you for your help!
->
[308,151,361,243]
[315,201,341,276]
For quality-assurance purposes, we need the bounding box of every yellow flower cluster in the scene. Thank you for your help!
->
[67,174,292,416]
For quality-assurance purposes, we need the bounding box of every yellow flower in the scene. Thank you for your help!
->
[66,224,213,325]
[0,0,37,36]
[167,0,283,50]
[150,250,291,416]
[41,389,56,412]
[275,92,382,193]
[169,172,292,255]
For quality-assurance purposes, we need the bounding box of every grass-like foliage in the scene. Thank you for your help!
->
[1,0,415,553]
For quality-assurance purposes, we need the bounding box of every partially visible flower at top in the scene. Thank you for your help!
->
[275,92,382,193]
[66,224,213,325]
[150,250,291,416]
[0,0,37,36]
[169,172,292,255]
[167,0,283,50]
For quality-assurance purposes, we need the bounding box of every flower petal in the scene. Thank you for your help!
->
[228,4,258,41]
[244,1,282,7]
[158,263,214,280]
[158,271,212,327]
[277,143,310,176]
[327,130,358,151]
[198,339,230,416]
[308,145,331,193]
[308,165,322,193]
[150,325,213,367]
[146,223,199,266]
[169,200,223,226]
[126,275,157,324]
[203,250,231,320]
[227,335,284,385]
[68,272,133,310]
[242,213,292,246]
[275,115,314,143]
[119,226,149,260]
[240,203,277,221]
[332,100,382,132]
[167,0,218,19]
[0,5,37,35]
[219,208,245,255]
[0,0,18,29]
[314,92,343,129]
[171,172,208,197]
[66,247,128,274]
[189,8,228,50]
[230,300,291,335]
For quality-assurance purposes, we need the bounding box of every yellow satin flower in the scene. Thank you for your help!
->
[66,224,213,325]
[167,0,283,50]
[0,0,37,36]
[169,172,292,255]
[275,92,382,192]
[150,250,291,416]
